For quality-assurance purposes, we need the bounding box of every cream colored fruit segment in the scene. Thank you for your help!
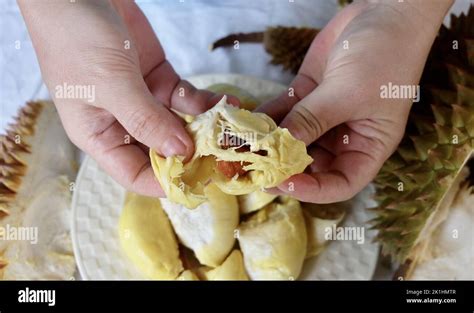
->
[119,193,183,280]
[200,250,249,281]
[238,197,307,280]
[177,270,200,281]
[238,190,277,214]
[160,183,239,267]
[303,210,345,258]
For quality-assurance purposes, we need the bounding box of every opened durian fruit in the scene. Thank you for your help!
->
[0,101,77,280]
[119,85,346,280]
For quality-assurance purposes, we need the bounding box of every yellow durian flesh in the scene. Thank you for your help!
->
[238,190,278,214]
[238,197,307,280]
[206,83,259,111]
[160,183,239,267]
[177,270,199,281]
[150,96,312,208]
[119,193,183,280]
[200,250,249,281]
[302,202,347,259]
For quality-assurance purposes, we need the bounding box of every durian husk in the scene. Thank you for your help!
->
[263,26,319,74]
[0,102,43,206]
[0,101,77,279]
[371,6,474,279]
[211,27,319,74]
[338,0,353,7]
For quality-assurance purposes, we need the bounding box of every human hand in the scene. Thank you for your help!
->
[257,0,453,203]
[19,0,230,197]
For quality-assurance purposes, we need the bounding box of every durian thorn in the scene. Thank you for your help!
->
[0,101,44,206]
[392,258,412,280]
[0,258,7,269]
[211,32,264,51]
[0,207,9,219]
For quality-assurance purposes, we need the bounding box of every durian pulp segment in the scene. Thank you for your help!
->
[2,176,75,280]
[160,183,239,267]
[177,270,199,281]
[206,83,259,111]
[238,190,278,214]
[302,202,347,258]
[411,181,473,280]
[0,101,77,280]
[238,197,307,280]
[119,193,183,280]
[150,96,312,208]
[200,250,249,281]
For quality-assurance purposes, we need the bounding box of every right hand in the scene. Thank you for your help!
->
[257,0,452,203]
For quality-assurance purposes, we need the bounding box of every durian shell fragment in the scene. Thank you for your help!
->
[1,101,77,280]
[0,102,43,206]
[372,6,474,276]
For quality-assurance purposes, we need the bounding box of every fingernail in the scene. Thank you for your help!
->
[161,136,187,157]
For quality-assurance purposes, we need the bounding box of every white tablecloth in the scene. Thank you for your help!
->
[0,0,340,132]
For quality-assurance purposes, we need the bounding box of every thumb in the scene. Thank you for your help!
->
[102,77,193,159]
[279,81,354,145]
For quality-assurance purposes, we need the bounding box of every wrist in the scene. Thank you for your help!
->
[366,0,454,34]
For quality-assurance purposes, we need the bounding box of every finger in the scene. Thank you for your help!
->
[100,75,194,159]
[144,61,229,115]
[306,144,334,173]
[113,1,221,116]
[86,119,164,197]
[207,94,241,108]
[97,145,164,197]
[278,81,354,145]
[256,1,369,122]
[276,149,382,203]
[255,73,318,123]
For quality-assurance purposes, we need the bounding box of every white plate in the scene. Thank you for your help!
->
[71,74,379,280]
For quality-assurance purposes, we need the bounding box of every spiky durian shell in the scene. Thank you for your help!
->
[338,0,353,7]
[210,27,319,74]
[0,101,77,279]
[371,6,474,278]
[263,27,319,74]
[0,102,43,206]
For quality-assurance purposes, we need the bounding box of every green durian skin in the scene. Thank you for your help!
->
[372,6,474,263]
